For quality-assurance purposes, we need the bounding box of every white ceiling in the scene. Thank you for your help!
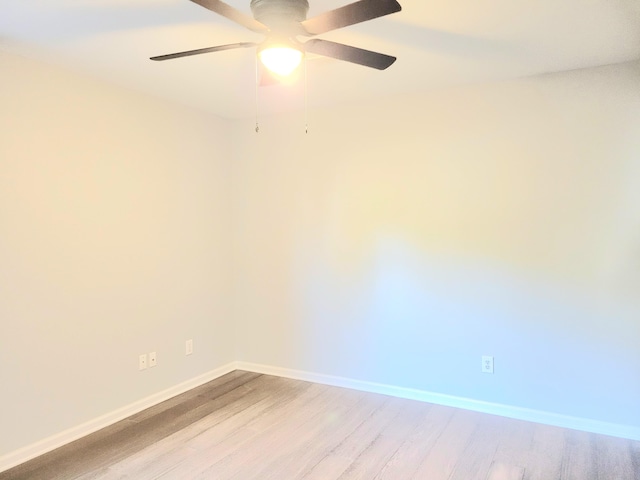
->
[2,1,639,119]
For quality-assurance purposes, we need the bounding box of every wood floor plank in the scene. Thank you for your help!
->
[108,374,295,478]
[592,434,636,479]
[185,380,342,479]
[489,417,535,474]
[485,462,525,480]
[192,384,355,479]
[630,440,640,480]
[153,382,341,479]
[522,423,566,480]
[372,403,456,480]
[114,380,328,479]
[128,371,260,424]
[336,398,430,480]
[2,371,639,480]
[258,389,389,479]
[232,389,371,480]
[408,407,482,480]
[448,413,513,480]
[299,395,402,480]
[559,429,595,480]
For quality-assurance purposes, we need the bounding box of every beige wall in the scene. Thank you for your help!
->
[231,61,640,428]
[0,51,235,455]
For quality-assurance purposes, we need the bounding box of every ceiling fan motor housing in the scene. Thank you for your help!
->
[250,0,309,31]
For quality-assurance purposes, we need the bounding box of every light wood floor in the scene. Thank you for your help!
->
[2,371,638,479]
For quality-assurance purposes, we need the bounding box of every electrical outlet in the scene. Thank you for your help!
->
[149,351,157,367]
[482,355,494,374]
[186,339,193,356]
[139,354,148,371]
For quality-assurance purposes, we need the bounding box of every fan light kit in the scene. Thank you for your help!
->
[258,41,303,76]
[151,0,402,128]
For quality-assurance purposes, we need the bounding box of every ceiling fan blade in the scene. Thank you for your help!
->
[301,0,401,36]
[150,42,257,61]
[188,0,268,34]
[304,39,396,70]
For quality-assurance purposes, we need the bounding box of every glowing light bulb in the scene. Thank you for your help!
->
[259,46,303,76]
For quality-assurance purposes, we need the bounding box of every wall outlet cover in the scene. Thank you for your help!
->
[482,355,494,374]
[139,354,148,371]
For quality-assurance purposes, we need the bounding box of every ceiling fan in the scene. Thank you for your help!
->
[151,0,402,76]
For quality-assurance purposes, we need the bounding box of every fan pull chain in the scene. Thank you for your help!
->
[304,55,309,134]
[255,56,260,133]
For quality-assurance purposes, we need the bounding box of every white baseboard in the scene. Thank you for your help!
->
[0,362,237,474]
[236,361,640,442]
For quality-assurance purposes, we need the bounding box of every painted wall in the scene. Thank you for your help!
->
[1,49,639,461]
[0,52,235,456]
[231,61,640,429]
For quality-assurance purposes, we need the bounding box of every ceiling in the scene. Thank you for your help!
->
[2,0,639,119]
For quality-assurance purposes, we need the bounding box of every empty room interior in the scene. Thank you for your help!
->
[1,1,640,479]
